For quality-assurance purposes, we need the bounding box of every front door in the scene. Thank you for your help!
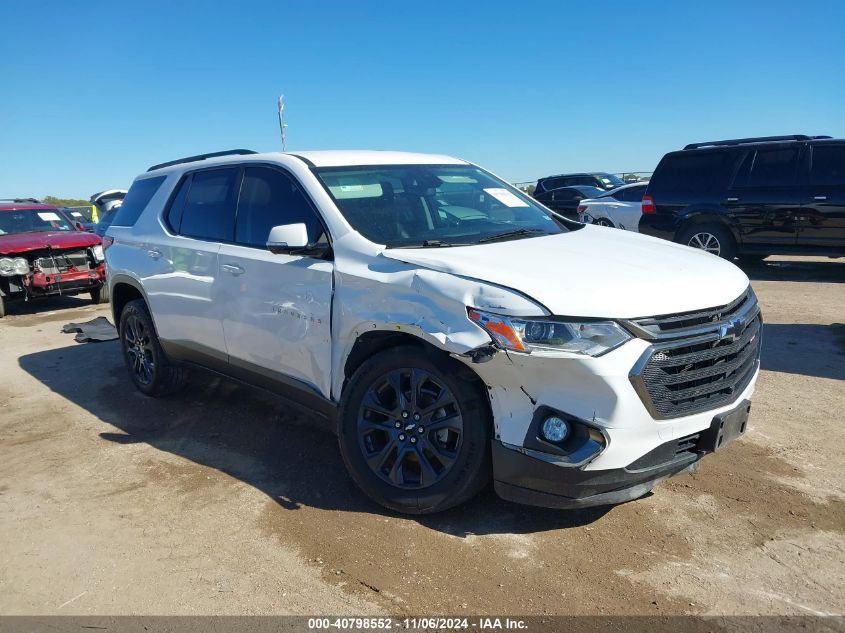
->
[216,166,334,398]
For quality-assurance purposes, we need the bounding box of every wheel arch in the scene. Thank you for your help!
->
[110,274,151,334]
[675,207,741,244]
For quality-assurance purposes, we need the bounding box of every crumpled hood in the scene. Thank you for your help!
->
[0,231,101,255]
[382,226,749,319]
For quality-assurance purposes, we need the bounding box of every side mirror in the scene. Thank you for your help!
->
[267,223,309,254]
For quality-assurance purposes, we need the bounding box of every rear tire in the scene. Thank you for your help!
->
[0,294,5,318]
[90,284,110,305]
[678,223,736,260]
[119,299,187,396]
[594,218,615,227]
[338,345,491,514]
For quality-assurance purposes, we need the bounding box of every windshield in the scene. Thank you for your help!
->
[314,164,568,247]
[0,209,76,236]
[595,173,625,188]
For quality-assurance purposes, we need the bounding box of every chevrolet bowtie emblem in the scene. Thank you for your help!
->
[718,317,745,342]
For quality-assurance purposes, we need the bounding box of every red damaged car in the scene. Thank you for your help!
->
[0,199,108,317]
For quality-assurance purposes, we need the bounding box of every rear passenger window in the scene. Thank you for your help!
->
[810,145,845,186]
[110,176,166,227]
[235,167,325,248]
[179,168,239,242]
[743,148,800,188]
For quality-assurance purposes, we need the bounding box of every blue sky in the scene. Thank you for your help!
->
[1,0,843,199]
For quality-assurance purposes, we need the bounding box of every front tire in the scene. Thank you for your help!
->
[338,346,491,514]
[678,223,736,260]
[119,299,186,396]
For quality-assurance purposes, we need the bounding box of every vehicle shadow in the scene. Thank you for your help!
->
[3,294,94,316]
[740,257,845,283]
[761,322,845,381]
[18,341,611,537]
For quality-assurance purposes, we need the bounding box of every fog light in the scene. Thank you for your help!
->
[541,416,570,443]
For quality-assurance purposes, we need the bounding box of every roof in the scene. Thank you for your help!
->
[288,150,467,167]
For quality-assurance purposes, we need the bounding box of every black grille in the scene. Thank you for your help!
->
[629,291,762,419]
[34,250,91,274]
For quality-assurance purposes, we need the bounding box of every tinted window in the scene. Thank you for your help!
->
[653,151,738,195]
[554,188,580,201]
[165,175,192,232]
[179,168,239,241]
[540,177,566,191]
[111,176,166,227]
[810,145,845,186]
[618,184,646,201]
[743,147,800,188]
[235,167,325,248]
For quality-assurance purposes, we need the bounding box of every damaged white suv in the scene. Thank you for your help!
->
[106,149,761,514]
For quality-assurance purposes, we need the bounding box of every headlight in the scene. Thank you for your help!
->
[468,308,631,356]
[0,257,32,276]
[12,257,29,275]
[91,244,105,262]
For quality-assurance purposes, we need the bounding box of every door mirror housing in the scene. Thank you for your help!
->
[267,223,309,254]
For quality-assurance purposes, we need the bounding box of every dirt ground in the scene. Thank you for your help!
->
[0,256,843,619]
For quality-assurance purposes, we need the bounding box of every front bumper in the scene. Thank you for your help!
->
[4,264,106,300]
[492,436,700,509]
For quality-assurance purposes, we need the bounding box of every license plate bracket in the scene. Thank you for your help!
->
[701,400,751,452]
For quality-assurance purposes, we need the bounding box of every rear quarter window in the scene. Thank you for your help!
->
[110,176,167,227]
[650,151,739,196]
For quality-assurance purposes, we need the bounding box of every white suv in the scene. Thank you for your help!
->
[106,149,761,514]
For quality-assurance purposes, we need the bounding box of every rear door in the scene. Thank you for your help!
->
[798,143,845,248]
[216,165,334,398]
[141,167,239,360]
[724,145,803,245]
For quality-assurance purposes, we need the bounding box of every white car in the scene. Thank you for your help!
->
[106,150,761,514]
[577,182,648,231]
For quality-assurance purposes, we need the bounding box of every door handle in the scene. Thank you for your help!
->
[813,195,828,201]
[221,263,245,276]
[147,249,163,260]
[725,197,739,202]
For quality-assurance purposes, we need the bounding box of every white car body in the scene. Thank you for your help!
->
[106,150,761,512]
[578,182,648,231]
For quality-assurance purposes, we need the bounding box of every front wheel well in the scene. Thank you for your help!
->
[342,330,485,389]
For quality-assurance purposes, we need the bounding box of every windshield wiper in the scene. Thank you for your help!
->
[390,239,472,249]
[477,228,548,244]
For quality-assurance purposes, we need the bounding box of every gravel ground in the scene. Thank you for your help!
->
[0,256,842,619]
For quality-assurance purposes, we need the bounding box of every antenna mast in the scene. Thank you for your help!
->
[277,95,288,151]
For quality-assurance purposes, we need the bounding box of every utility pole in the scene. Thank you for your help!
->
[277,95,288,151]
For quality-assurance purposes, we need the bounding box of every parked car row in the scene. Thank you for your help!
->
[533,134,845,260]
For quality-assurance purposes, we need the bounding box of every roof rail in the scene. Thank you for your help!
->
[683,135,827,150]
[147,149,258,172]
[0,198,42,203]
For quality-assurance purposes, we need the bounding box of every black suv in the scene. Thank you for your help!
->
[536,172,625,193]
[639,135,845,260]
[531,184,605,219]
